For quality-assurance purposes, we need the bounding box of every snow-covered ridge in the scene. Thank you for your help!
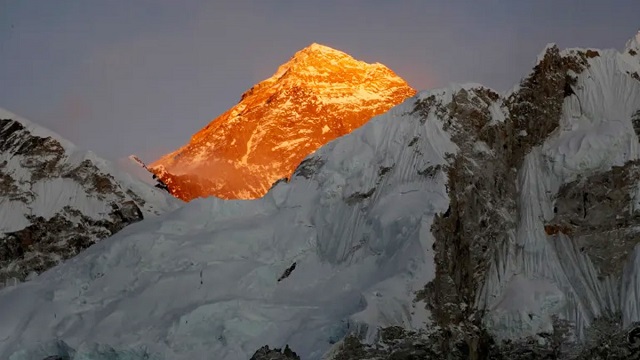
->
[0,90,457,359]
[0,108,180,285]
[0,108,77,152]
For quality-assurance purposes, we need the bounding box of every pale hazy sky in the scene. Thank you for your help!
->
[1,1,639,161]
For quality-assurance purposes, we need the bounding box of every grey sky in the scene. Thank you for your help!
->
[1,1,638,161]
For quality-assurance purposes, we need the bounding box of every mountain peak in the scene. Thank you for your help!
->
[291,43,357,61]
[300,42,342,54]
[267,43,399,90]
[150,45,415,201]
[275,42,370,77]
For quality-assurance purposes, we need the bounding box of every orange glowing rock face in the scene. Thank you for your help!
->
[150,43,416,201]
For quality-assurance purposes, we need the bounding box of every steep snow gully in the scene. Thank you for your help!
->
[1,34,640,359]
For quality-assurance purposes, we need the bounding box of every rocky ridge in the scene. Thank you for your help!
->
[0,109,178,286]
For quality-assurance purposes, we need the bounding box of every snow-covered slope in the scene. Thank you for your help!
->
[0,108,180,286]
[0,93,456,359]
[2,33,640,360]
[150,43,415,201]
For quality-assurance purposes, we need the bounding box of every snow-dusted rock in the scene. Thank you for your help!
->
[0,108,180,286]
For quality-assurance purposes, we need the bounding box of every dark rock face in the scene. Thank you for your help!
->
[330,315,640,359]
[633,110,640,139]
[419,87,517,339]
[420,47,592,358]
[1,202,144,285]
[331,328,447,360]
[0,161,26,201]
[277,262,297,282]
[1,119,66,185]
[250,345,300,360]
[548,160,640,278]
[61,160,117,196]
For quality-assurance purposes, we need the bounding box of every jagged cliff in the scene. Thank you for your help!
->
[150,43,415,201]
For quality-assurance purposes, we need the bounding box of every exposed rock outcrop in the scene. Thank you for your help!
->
[548,160,640,278]
[249,345,300,360]
[415,46,589,357]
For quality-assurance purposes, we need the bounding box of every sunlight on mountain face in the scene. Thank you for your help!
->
[150,43,416,201]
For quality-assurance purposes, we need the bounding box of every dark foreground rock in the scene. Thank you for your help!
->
[250,345,300,360]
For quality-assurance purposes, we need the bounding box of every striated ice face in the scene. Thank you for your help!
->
[482,45,640,341]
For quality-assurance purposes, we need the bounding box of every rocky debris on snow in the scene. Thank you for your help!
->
[330,316,640,359]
